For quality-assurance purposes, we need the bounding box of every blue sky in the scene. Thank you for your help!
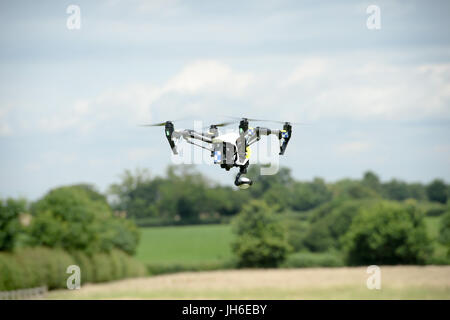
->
[1,0,450,200]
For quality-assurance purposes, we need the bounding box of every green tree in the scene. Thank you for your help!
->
[407,183,427,201]
[262,186,291,212]
[158,165,211,221]
[362,171,381,193]
[426,179,448,204]
[231,200,291,267]
[74,183,109,204]
[343,201,431,265]
[96,216,140,255]
[331,179,378,200]
[0,198,27,251]
[109,165,230,222]
[108,168,158,219]
[204,186,247,217]
[382,179,411,201]
[289,178,332,211]
[303,199,366,252]
[439,210,450,256]
[28,185,139,255]
[246,165,294,198]
[283,218,309,252]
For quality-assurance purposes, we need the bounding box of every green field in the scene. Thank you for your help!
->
[136,224,233,265]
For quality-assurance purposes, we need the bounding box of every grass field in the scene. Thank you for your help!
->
[47,219,449,299]
[47,266,450,299]
[136,224,233,264]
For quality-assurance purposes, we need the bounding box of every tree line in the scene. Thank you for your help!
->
[108,165,450,224]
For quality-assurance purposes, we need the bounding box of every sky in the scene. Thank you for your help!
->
[1,0,450,200]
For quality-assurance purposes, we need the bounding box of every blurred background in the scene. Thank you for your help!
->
[0,0,449,299]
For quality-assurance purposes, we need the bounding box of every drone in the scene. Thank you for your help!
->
[142,117,294,189]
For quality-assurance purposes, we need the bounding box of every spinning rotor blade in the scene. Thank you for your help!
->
[140,121,167,127]
[140,116,193,127]
[215,121,236,127]
[204,121,237,129]
[260,120,307,125]
[222,115,306,125]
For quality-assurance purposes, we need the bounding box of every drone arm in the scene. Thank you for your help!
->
[161,122,213,155]
[178,129,213,144]
[166,129,214,154]
[247,132,260,146]
[246,125,292,155]
[184,138,214,152]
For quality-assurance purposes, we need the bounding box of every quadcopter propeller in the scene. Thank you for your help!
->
[203,121,237,129]
[140,117,193,127]
[222,116,306,125]
[140,121,168,127]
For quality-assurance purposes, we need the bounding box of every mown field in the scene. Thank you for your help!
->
[46,217,450,299]
[47,266,450,299]
[136,224,233,265]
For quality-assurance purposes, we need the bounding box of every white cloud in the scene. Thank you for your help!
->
[273,58,450,122]
[35,60,254,134]
[165,60,253,95]
[281,58,328,87]
[26,57,450,136]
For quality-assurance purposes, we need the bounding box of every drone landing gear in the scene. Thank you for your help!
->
[234,164,252,189]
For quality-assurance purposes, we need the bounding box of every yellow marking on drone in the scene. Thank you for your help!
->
[246,146,251,159]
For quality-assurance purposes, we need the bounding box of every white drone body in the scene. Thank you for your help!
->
[144,118,293,189]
